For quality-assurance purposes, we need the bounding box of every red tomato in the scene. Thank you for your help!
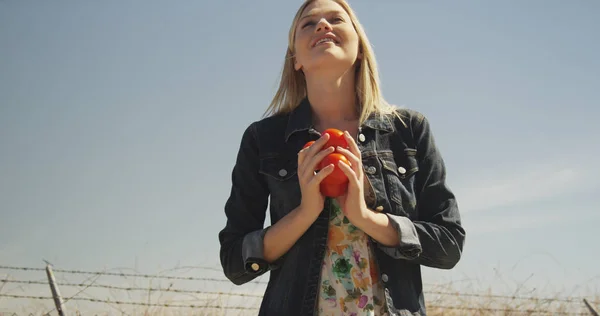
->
[322,128,348,150]
[302,129,351,198]
[303,141,315,149]
[320,181,347,198]
[318,153,350,197]
[318,153,350,184]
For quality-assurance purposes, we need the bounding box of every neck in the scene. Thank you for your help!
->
[305,69,358,131]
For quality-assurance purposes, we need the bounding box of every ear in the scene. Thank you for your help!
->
[294,59,302,71]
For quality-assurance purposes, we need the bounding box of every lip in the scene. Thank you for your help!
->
[311,33,339,48]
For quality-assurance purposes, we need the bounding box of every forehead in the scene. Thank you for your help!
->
[300,0,348,18]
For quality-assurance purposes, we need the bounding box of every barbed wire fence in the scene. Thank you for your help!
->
[0,264,598,315]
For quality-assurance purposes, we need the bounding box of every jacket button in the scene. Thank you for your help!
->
[382,273,389,282]
[397,166,406,175]
[251,263,260,271]
[375,206,384,212]
[366,166,376,174]
[358,134,366,142]
[278,169,288,177]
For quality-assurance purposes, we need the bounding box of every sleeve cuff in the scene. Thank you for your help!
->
[241,227,284,274]
[376,214,422,260]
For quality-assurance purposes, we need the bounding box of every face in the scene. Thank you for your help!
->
[293,0,361,74]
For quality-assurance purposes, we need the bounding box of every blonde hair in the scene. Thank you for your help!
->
[263,0,398,124]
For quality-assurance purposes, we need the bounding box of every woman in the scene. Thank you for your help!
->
[218,0,466,315]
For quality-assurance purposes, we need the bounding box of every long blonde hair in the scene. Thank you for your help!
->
[263,0,398,124]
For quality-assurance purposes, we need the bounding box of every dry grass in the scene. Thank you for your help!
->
[1,265,598,315]
[2,285,598,315]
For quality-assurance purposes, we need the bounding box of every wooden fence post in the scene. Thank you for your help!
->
[45,263,65,316]
[584,298,599,316]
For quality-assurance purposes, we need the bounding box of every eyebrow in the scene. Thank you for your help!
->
[300,10,344,21]
[300,14,314,21]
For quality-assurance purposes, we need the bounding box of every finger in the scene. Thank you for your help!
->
[337,160,360,187]
[298,146,309,167]
[306,133,330,156]
[298,146,335,181]
[335,146,360,169]
[311,163,335,185]
[302,146,334,177]
[343,131,362,159]
[298,133,330,166]
[336,146,363,177]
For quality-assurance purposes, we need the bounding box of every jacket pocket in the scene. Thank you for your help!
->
[378,149,419,218]
[258,154,300,219]
[259,154,298,182]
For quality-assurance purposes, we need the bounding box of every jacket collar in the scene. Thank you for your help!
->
[284,97,394,141]
[284,98,315,142]
[362,110,394,133]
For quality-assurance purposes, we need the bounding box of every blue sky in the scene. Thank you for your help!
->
[1,0,599,308]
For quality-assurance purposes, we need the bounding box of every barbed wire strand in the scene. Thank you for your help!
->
[1,293,590,315]
[0,265,267,284]
[1,279,263,298]
[2,265,598,312]
[425,289,593,304]
[426,304,589,315]
[0,293,259,310]
[1,277,595,305]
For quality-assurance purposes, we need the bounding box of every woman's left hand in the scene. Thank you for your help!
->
[335,131,372,225]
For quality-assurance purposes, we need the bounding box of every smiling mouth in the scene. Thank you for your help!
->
[313,35,339,47]
[315,38,336,46]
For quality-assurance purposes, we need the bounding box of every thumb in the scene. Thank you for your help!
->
[335,197,347,214]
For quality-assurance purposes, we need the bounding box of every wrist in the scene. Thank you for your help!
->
[296,203,322,222]
[351,206,376,229]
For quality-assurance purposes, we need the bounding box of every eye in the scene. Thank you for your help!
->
[301,21,315,28]
[331,16,344,23]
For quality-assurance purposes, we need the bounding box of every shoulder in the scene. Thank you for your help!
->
[237,111,291,151]
[252,112,290,135]
[383,104,429,133]
[242,112,289,145]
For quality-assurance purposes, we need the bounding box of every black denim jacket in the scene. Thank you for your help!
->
[219,98,466,316]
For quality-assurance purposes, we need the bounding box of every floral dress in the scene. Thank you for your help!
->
[317,198,389,316]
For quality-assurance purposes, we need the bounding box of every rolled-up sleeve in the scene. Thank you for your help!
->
[378,112,466,269]
[376,214,422,260]
[218,123,281,285]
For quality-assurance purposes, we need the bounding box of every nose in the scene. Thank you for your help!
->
[315,18,332,32]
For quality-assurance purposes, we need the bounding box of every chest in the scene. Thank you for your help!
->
[257,128,420,222]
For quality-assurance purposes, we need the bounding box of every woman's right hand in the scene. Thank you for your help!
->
[297,133,335,218]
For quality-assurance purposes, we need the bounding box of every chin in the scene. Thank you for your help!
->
[307,51,357,71]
